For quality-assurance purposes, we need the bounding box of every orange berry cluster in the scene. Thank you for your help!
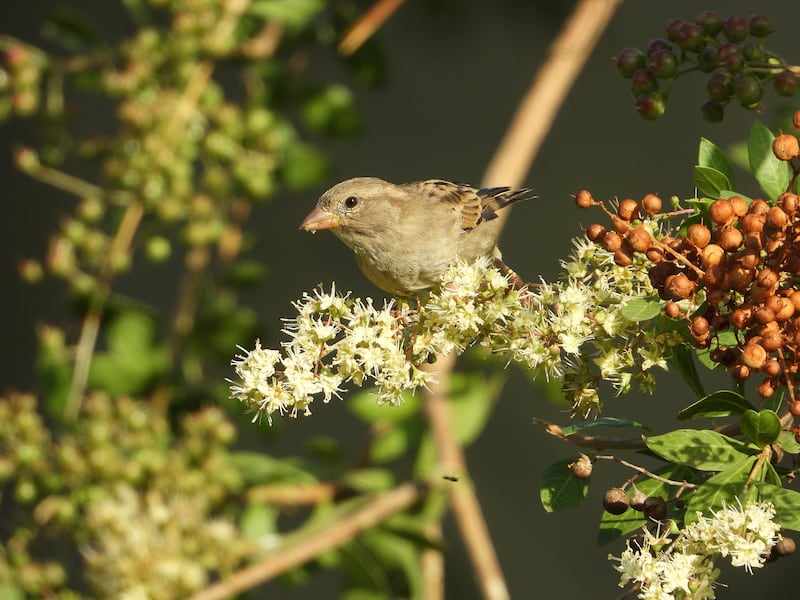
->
[577,112,800,404]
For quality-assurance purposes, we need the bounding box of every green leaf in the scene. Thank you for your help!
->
[0,582,24,600]
[748,120,792,199]
[302,84,362,137]
[282,142,329,190]
[777,430,800,454]
[694,166,732,199]
[341,468,394,492]
[753,483,800,531]
[645,429,754,471]
[741,409,781,447]
[560,417,649,437]
[369,427,410,464]
[540,457,590,512]
[668,344,705,398]
[349,389,420,424]
[598,465,694,545]
[698,137,735,187]
[619,297,662,322]
[229,451,318,486]
[678,390,755,420]
[42,6,103,50]
[248,0,325,27]
[88,311,169,396]
[685,456,755,523]
[239,501,278,540]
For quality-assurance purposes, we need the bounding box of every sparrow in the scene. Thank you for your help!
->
[300,177,534,296]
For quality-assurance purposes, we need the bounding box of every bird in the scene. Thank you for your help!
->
[299,177,534,296]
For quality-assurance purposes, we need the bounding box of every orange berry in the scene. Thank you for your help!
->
[772,133,800,161]
[709,198,734,225]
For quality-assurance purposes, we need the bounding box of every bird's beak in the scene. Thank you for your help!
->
[300,207,340,231]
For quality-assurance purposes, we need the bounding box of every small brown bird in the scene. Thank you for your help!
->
[300,177,534,296]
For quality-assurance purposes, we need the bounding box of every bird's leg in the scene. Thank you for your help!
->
[492,257,534,307]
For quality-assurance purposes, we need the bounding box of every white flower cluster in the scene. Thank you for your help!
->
[610,501,781,600]
[230,238,683,423]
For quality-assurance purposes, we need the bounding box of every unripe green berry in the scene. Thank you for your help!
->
[635,92,666,120]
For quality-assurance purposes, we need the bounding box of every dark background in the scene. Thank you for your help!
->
[1,1,798,598]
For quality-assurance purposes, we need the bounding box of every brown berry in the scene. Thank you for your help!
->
[767,206,789,229]
[626,226,652,253]
[748,199,769,215]
[758,380,775,398]
[773,537,796,558]
[779,192,799,214]
[643,496,667,521]
[742,343,768,369]
[603,231,623,252]
[726,265,754,290]
[614,248,634,267]
[731,306,753,329]
[729,196,748,217]
[755,268,779,289]
[645,247,664,263]
[575,189,595,209]
[741,213,765,235]
[763,358,781,377]
[775,297,794,322]
[717,227,743,251]
[773,134,800,161]
[710,199,734,225]
[794,110,800,131]
[791,401,800,417]
[603,488,630,515]
[760,330,783,352]
[641,193,662,214]
[691,316,709,336]
[586,223,606,242]
[664,301,682,318]
[731,364,751,380]
[700,244,725,268]
[665,273,695,299]
[618,198,639,221]
[687,223,711,248]
[630,489,647,512]
[570,453,593,479]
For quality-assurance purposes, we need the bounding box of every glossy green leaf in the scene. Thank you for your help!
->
[619,297,662,322]
[678,390,755,420]
[694,166,732,199]
[645,429,753,470]
[698,137,735,187]
[561,417,649,437]
[668,344,705,398]
[753,483,800,531]
[598,465,694,545]
[282,142,329,189]
[741,409,781,447]
[777,430,800,454]
[684,456,755,523]
[748,120,792,199]
[540,457,590,512]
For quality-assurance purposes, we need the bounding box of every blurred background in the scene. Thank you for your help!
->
[1,0,798,597]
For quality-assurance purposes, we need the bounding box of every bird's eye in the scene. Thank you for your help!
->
[344,196,359,209]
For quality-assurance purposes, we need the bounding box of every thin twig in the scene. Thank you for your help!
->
[422,356,510,600]
[338,0,406,56]
[595,455,698,489]
[64,201,144,419]
[186,482,423,600]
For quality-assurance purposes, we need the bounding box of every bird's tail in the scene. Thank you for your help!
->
[478,187,537,221]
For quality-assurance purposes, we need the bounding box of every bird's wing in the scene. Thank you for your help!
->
[414,180,535,230]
